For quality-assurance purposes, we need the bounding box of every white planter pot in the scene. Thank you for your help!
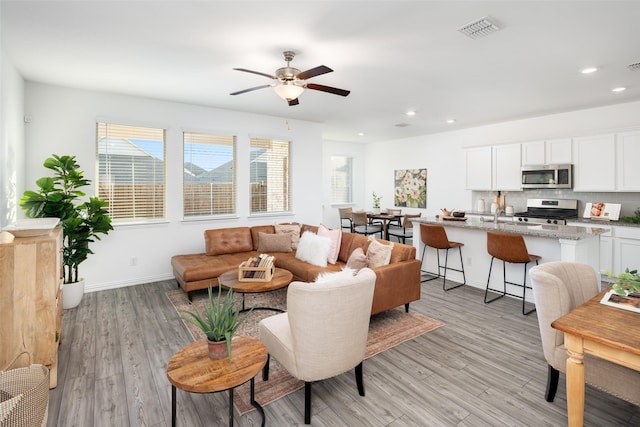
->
[372,208,380,214]
[63,278,85,309]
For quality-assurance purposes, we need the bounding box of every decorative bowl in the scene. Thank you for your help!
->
[451,211,466,218]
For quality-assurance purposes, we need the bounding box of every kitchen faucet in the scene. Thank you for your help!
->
[494,208,504,224]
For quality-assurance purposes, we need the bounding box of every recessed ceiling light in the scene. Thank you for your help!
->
[447,118,456,124]
[612,87,627,92]
[406,111,416,116]
[580,67,598,74]
[358,132,365,136]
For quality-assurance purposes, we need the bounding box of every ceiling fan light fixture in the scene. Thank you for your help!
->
[274,82,304,100]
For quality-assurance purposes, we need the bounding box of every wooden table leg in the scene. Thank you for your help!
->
[565,334,585,427]
[171,385,177,427]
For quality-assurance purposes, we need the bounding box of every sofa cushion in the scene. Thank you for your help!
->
[346,247,368,271]
[275,223,301,249]
[295,231,331,267]
[257,232,292,252]
[318,224,342,264]
[205,227,254,255]
[172,252,259,282]
[366,236,393,267]
[250,225,275,250]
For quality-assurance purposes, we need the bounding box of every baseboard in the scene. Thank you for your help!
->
[84,273,175,293]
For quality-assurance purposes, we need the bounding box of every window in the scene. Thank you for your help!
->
[331,156,353,204]
[97,122,165,221]
[249,138,291,214]
[183,132,236,217]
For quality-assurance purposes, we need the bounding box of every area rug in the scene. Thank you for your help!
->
[166,288,444,416]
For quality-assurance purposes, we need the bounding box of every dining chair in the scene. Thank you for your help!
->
[530,261,640,404]
[338,207,353,232]
[259,268,376,424]
[387,213,421,244]
[352,211,383,238]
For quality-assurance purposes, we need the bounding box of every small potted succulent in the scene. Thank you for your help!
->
[372,192,382,214]
[177,286,251,362]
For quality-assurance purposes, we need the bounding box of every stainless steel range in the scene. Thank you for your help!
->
[514,198,578,225]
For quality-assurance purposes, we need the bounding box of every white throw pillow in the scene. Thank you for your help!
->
[315,267,356,283]
[317,223,342,264]
[295,231,332,267]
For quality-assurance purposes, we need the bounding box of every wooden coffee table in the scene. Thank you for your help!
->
[166,335,268,427]
[218,267,293,313]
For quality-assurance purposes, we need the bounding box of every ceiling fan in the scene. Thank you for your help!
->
[230,51,350,106]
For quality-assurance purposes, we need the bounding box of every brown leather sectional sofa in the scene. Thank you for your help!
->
[170,224,421,315]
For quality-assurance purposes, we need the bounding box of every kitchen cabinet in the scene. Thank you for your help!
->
[570,222,613,274]
[521,138,572,165]
[614,226,640,274]
[572,133,615,192]
[492,143,522,191]
[616,130,640,191]
[0,228,63,388]
[464,144,521,191]
[465,146,492,190]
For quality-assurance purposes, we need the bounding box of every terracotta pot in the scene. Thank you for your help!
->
[207,339,229,360]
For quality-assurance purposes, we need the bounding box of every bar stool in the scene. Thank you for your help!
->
[485,231,541,315]
[419,223,466,291]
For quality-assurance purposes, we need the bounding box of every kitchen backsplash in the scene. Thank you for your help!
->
[472,190,640,218]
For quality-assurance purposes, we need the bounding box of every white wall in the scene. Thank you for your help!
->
[363,101,640,219]
[23,82,324,291]
[0,48,25,228]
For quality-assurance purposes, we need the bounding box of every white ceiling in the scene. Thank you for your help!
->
[2,1,640,143]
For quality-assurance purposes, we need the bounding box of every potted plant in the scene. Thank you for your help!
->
[20,155,113,309]
[605,268,640,296]
[177,286,251,362]
[372,192,382,214]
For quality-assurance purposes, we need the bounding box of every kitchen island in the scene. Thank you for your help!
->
[413,217,607,301]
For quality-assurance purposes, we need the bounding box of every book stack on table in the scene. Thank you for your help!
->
[238,254,275,282]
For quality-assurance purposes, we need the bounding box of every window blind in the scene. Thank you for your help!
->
[331,156,353,204]
[96,122,166,221]
[249,138,291,214]
[183,132,236,217]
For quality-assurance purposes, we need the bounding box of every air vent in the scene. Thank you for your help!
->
[458,16,501,39]
[627,62,640,72]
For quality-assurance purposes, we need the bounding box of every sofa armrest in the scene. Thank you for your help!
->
[370,259,421,315]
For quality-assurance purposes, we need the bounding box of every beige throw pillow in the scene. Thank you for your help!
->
[366,236,393,267]
[257,232,292,253]
[346,247,368,271]
[317,224,342,264]
[275,223,301,249]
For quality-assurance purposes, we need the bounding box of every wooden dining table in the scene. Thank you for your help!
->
[367,213,402,240]
[551,288,640,427]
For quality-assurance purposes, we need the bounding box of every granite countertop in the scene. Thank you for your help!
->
[413,216,607,240]
[465,211,640,228]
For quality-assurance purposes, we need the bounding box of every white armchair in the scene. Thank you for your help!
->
[530,262,640,404]
[259,267,376,424]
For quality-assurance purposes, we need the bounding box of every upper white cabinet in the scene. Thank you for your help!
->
[493,143,522,191]
[464,144,522,191]
[616,130,640,192]
[572,133,615,192]
[521,138,572,165]
[465,146,492,190]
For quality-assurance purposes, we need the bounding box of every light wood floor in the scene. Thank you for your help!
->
[47,277,640,426]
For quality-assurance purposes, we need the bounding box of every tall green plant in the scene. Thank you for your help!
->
[177,286,251,362]
[20,155,113,283]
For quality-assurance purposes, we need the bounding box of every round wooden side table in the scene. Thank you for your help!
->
[219,267,293,312]
[166,336,268,427]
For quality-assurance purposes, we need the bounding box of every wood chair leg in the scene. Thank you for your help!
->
[355,362,365,396]
[304,382,312,424]
[546,365,559,402]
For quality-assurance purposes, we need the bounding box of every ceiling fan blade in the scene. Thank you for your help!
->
[233,68,277,79]
[306,83,350,97]
[230,84,271,96]
[296,65,333,80]
[288,98,300,106]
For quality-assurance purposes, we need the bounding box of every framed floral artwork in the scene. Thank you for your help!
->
[394,169,427,208]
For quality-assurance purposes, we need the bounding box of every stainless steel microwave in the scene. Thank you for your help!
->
[521,164,572,189]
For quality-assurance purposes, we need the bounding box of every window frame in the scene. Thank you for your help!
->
[330,155,354,205]
[249,137,292,216]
